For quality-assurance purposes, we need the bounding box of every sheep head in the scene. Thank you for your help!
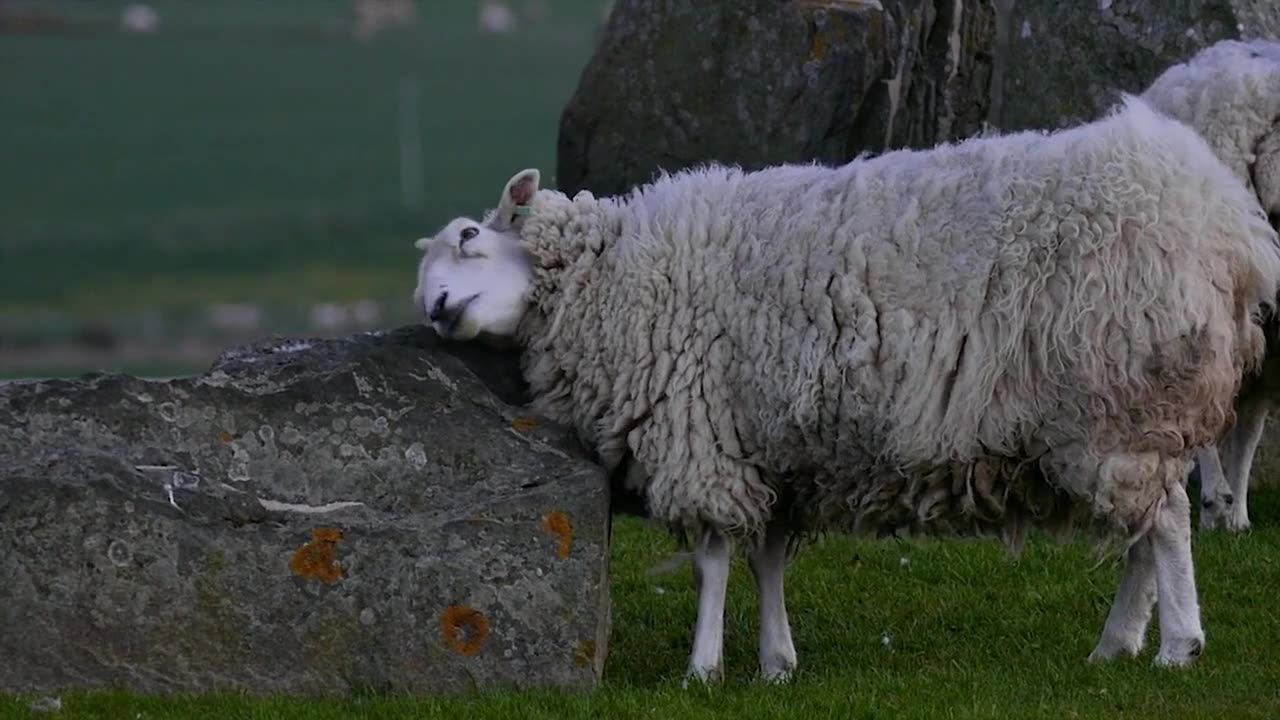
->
[411,169,540,342]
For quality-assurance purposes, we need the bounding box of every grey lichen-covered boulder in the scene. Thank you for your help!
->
[556,0,1278,199]
[0,326,612,695]
[993,0,1280,132]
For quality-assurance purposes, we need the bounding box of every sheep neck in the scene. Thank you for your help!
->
[511,191,620,440]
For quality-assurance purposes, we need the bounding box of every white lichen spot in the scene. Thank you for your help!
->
[1020,19,1031,38]
[1184,27,1196,38]
[280,424,304,446]
[332,418,349,433]
[405,442,428,470]
[273,340,313,354]
[157,402,178,423]
[360,607,377,626]
[258,498,364,514]
[107,539,132,567]
[946,0,963,85]
[228,461,251,483]
[373,416,390,436]
[353,372,373,395]
[351,416,375,438]
[419,361,459,392]
[1098,0,1112,10]
[134,392,154,404]
[258,424,276,445]
[339,443,362,458]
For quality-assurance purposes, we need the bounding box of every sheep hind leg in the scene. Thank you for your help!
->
[683,527,732,687]
[1218,399,1269,533]
[1089,535,1156,662]
[749,520,797,683]
[1151,481,1205,667]
[1196,445,1228,531]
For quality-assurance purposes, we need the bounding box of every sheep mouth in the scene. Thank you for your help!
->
[439,293,481,336]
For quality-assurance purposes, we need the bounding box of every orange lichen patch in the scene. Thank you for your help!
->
[511,417,538,432]
[810,30,828,63]
[219,431,234,444]
[288,527,344,584]
[542,511,572,560]
[573,639,596,668]
[439,605,489,655]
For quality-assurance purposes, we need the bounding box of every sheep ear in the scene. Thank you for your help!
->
[414,236,431,250]
[490,168,540,230]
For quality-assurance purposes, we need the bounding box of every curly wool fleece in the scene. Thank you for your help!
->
[508,96,1280,546]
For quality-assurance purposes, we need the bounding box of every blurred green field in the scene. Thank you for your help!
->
[0,0,604,358]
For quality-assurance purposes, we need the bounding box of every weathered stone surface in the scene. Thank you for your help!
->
[0,326,611,695]
[993,0,1280,132]
[557,0,1278,198]
[556,0,996,198]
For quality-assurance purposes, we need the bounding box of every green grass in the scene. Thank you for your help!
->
[5,492,1280,719]
[0,0,604,321]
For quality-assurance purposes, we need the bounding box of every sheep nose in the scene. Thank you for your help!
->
[429,292,449,322]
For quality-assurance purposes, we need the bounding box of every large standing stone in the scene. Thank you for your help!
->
[556,0,1279,199]
[993,0,1280,132]
[556,0,996,198]
[0,326,611,695]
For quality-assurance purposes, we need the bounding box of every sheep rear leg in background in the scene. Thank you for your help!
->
[1215,398,1270,532]
[749,520,797,682]
[1089,535,1157,662]
[1196,445,1229,531]
[1150,481,1205,667]
[684,527,732,687]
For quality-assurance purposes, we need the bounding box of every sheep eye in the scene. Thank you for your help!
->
[460,227,479,243]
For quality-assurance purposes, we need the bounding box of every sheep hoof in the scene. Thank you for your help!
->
[1153,637,1203,668]
[759,661,795,684]
[1088,638,1142,663]
[1198,507,1220,530]
[682,664,723,689]
[1223,513,1251,533]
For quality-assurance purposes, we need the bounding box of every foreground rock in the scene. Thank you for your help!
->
[0,326,611,695]
[557,0,1278,198]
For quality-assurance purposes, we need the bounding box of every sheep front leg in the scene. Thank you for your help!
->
[684,527,732,687]
[748,521,797,682]
[1151,482,1205,667]
[1089,535,1156,662]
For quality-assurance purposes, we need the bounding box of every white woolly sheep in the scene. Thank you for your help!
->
[1138,38,1280,533]
[412,96,1280,683]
